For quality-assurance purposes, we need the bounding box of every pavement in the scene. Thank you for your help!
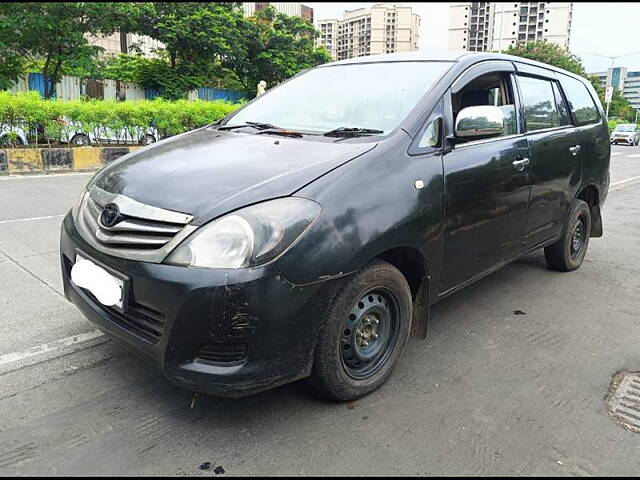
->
[0,145,639,475]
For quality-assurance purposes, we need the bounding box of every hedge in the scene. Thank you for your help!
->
[0,91,243,146]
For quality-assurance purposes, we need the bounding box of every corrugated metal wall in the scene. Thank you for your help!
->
[8,76,29,93]
[197,87,245,103]
[4,74,243,102]
[28,73,56,99]
[56,76,81,100]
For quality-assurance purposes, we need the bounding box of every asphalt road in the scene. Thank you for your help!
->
[1,145,640,475]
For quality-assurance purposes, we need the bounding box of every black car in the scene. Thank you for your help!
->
[60,52,610,401]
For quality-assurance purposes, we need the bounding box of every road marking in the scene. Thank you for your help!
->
[0,330,106,374]
[611,152,622,156]
[628,153,640,158]
[611,176,640,187]
[0,214,65,225]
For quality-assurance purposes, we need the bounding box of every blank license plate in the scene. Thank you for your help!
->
[71,252,125,310]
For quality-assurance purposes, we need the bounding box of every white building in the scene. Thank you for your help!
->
[242,2,314,22]
[316,3,420,61]
[591,67,640,110]
[449,2,573,53]
[86,32,164,58]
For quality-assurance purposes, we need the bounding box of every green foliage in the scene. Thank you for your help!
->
[227,6,332,96]
[505,40,587,76]
[0,2,148,98]
[0,91,241,146]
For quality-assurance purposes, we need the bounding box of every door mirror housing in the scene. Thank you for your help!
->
[455,105,504,139]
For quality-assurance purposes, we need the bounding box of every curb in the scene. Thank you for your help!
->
[1,146,144,175]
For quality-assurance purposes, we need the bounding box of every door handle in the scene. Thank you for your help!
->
[569,145,581,156]
[512,158,530,172]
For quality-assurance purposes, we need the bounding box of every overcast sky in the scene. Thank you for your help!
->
[306,2,640,73]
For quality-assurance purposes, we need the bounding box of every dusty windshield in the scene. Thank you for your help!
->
[227,61,453,134]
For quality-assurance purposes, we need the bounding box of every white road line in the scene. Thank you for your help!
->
[0,172,93,181]
[611,152,622,156]
[0,214,65,225]
[0,330,105,373]
[611,176,640,187]
[628,153,640,158]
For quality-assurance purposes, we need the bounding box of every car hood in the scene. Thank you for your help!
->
[92,128,377,224]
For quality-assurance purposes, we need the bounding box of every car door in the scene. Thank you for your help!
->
[514,66,582,249]
[439,70,531,294]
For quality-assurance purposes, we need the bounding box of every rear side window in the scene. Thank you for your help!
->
[518,75,559,131]
[558,75,600,126]
[552,82,571,126]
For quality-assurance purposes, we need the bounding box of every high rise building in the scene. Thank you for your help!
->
[86,32,164,58]
[242,2,314,22]
[449,2,573,53]
[591,67,640,111]
[316,3,420,61]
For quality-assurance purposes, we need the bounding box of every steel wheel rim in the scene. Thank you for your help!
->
[340,288,400,380]
[570,216,586,259]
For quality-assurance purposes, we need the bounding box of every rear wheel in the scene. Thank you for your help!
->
[309,259,412,401]
[140,134,156,145]
[544,199,591,271]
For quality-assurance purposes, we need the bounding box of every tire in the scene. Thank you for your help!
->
[0,135,24,147]
[71,134,89,146]
[309,259,413,401]
[544,199,591,272]
[140,134,156,145]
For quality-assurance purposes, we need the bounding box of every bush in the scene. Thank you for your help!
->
[0,91,242,146]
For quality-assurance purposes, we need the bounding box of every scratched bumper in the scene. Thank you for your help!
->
[60,212,345,397]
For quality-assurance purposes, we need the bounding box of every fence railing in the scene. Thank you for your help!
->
[8,73,245,103]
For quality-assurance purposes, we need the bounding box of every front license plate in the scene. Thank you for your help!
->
[71,252,126,311]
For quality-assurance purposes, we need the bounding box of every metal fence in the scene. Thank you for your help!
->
[9,73,245,103]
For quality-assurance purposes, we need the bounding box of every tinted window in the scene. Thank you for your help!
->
[558,75,599,126]
[518,75,559,131]
[552,82,571,126]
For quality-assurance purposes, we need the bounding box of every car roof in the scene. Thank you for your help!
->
[320,51,587,82]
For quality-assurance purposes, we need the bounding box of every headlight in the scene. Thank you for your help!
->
[164,197,321,269]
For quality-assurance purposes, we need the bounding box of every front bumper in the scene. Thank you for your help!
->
[611,136,635,144]
[60,213,346,397]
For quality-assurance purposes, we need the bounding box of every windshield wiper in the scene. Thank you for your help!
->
[324,127,384,137]
[218,121,281,131]
[255,128,303,138]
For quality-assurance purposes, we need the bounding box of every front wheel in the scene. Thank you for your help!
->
[309,259,413,401]
[544,199,591,271]
[71,133,89,146]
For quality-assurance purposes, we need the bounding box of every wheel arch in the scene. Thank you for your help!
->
[576,183,602,237]
[375,246,430,339]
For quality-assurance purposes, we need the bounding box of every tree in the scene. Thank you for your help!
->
[226,6,332,96]
[505,40,587,76]
[0,2,148,98]
[0,10,26,89]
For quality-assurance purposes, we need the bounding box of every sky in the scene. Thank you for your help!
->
[306,2,640,73]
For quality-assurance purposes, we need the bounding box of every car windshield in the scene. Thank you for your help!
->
[615,124,636,132]
[227,61,453,134]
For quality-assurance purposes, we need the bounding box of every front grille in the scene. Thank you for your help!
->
[197,343,248,364]
[104,301,166,344]
[75,185,196,263]
[83,195,184,250]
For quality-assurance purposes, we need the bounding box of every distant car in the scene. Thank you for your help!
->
[59,119,159,147]
[610,124,639,145]
[0,125,29,146]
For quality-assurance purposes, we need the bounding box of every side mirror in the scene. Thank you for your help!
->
[455,105,504,139]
